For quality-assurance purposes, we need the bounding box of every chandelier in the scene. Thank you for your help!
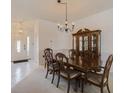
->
[57,0,75,32]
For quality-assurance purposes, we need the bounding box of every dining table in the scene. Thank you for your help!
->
[61,57,102,73]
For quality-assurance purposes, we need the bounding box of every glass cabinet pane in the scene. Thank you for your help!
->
[74,36,76,49]
[84,36,88,51]
[79,36,82,51]
[91,34,97,51]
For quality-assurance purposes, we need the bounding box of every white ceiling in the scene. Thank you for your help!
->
[12,0,113,23]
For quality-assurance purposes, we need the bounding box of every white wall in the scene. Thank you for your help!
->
[73,8,113,71]
[33,20,40,66]
[39,20,72,64]
[39,20,72,50]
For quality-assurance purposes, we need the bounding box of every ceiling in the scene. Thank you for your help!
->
[12,0,113,23]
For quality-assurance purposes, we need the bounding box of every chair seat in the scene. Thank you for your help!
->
[49,62,59,70]
[86,72,103,85]
[60,69,80,79]
[81,55,113,93]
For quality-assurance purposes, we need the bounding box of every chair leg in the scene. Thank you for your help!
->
[45,69,49,78]
[107,84,110,93]
[79,79,80,88]
[44,62,46,69]
[74,78,78,92]
[67,79,70,93]
[50,70,53,74]
[57,72,60,88]
[51,71,55,84]
[81,79,84,93]
[101,87,103,93]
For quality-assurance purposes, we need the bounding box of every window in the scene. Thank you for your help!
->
[27,36,30,56]
[17,40,21,52]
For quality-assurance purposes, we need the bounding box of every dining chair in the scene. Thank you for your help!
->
[68,49,76,60]
[44,48,59,84]
[81,54,113,93]
[55,52,81,93]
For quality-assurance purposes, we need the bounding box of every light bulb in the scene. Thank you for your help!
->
[19,29,23,33]
[65,21,68,25]
[58,24,60,29]
[58,24,60,26]
[67,25,69,28]
[72,22,75,26]
[60,25,63,28]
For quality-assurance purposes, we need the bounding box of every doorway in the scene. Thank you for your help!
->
[11,22,34,63]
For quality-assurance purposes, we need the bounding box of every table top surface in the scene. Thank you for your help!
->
[60,57,101,72]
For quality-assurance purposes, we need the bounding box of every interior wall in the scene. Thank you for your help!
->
[39,20,72,50]
[33,20,40,66]
[72,8,113,71]
[39,20,72,65]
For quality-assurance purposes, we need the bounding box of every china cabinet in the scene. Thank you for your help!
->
[72,28,101,68]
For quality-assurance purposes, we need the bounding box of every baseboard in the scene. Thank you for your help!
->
[12,58,31,63]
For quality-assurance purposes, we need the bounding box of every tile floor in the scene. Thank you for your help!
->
[11,61,113,93]
[11,60,38,88]
[12,66,113,93]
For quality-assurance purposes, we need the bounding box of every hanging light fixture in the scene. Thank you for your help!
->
[57,0,75,32]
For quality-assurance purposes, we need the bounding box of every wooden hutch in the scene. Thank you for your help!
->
[72,28,101,68]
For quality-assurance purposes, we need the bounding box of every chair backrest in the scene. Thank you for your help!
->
[102,54,113,84]
[69,49,76,59]
[44,48,54,65]
[55,52,68,71]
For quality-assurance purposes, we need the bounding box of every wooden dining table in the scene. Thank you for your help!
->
[62,57,102,73]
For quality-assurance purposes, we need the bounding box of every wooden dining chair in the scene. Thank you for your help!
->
[55,52,81,93]
[81,54,113,93]
[44,48,59,84]
[68,49,76,60]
